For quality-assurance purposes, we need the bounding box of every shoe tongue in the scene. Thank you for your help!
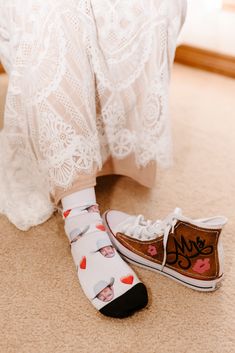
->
[123,215,138,228]
[115,215,140,234]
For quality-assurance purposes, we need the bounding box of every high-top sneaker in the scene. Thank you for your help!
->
[102,208,227,292]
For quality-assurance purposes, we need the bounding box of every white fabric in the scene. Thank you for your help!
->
[61,187,96,210]
[0,0,187,230]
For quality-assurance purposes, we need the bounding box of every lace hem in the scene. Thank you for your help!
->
[0,0,187,230]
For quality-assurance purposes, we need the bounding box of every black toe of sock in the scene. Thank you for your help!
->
[100,283,148,319]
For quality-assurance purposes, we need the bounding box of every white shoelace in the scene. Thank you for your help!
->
[119,208,182,270]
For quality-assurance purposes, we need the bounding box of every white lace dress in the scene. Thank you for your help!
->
[0,0,187,230]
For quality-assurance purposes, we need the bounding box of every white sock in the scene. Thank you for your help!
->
[61,187,148,318]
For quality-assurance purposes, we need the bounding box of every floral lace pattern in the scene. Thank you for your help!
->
[0,0,187,230]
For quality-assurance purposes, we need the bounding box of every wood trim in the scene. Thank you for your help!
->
[223,4,235,11]
[175,45,235,79]
[2,46,235,78]
[0,63,5,74]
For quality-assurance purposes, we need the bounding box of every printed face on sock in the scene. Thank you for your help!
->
[96,286,114,302]
[99,245,115,258]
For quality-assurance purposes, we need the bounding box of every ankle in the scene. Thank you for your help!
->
[61,187,97,211]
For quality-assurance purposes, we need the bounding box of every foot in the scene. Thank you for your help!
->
[102,208,227,292]
[62,189,148,318]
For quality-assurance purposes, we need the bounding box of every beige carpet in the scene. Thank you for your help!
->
[0,64,234,353]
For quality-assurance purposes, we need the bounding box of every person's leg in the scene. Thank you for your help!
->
[1,0,186,314]
[59,186,148,318]
[34,6,148,317]
[54,173,97,207]
[0,2,148,317]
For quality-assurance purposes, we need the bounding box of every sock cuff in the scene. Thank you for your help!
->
[61,187,96,210]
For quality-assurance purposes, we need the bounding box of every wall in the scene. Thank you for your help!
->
[179,0,235,56]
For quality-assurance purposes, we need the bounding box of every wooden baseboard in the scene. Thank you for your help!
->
[175,44,235,79]
[223,4,235,12]
[2,46,235,78]
[0,63,5,74]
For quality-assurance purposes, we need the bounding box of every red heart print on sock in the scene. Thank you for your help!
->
[63,209,71,218]
[120,275,134,285]
[96,224,106,231]
[80,256,86,270]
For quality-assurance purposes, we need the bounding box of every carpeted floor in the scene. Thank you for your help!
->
[0,64,234,353]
